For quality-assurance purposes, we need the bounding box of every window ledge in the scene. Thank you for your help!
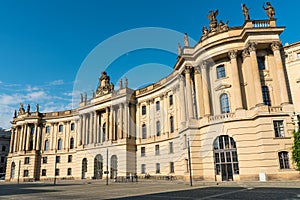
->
[273,137,291,139]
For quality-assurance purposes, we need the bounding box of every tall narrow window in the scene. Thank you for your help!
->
[70,138,74,149]
[169,142,174,153]
[156,121,161,136]
[156,163,160,174]
[59,125,63,133]
[141,164,146,174]
[257,56,266,70]
[56,156,60,163]
[216,64,226,79]
[155,145,160,155]
[67,168,72,176]
[44,140,49,151]
[57,139,62,150]
[142,105,146,115]
[42,169,46,176]
[71,123,75,131]
[220,93,230,113]
[46,126,50,134]
[170,116,174,133]
[142,124,147,139]
[141,147,145,157]
[170,162,175,173]
[262,86,271,106]
[273,121,285,137]
[102,123,106,142]
[169,95,173,106]
[156,101,160,111]
[23,170,29,177]
[278,151,290,169]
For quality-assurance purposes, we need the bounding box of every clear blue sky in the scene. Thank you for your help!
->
[0,0,299,129]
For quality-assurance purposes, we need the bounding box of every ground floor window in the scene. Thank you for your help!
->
[42,169,46,176]
[156,163,160,174]
[68,168,72,175]
[23,170,29,177]
[141,164,146,174]
[278,151,290,169]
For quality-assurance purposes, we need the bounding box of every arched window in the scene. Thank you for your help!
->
[213,135,239,181]
[156,121,161,136]
[170,116,174,133]
[44,140,49,151]
[220,93,230,113]
[82,158,87,179]
[71,123,75,131]
[59,125,63,132]
[278,151,290,169]
[216,64,226,79]
[70,138,74,149]
[142,124,147,139]
[57,139,62,150]
[94,154,103,179]
[262,86,271,106]
[169,95,173,106]
[102,123,106,142]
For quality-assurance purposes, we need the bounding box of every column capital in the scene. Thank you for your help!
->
[228,50,238,59]
[194,66,201,74]
[270,41,282,52]
[200,61,208,70]
[247,41,257,52]
[242,49,250,58]
[185,65,193,73]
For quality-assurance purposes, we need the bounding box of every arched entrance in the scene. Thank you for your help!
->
[94,154,103,179]
[110,155,118,179]
[213,135,239,181]
[82,158,87,179]
[10,162,15,179]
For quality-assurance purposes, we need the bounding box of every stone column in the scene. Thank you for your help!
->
[130,103,136,138]
[271,41,289,105]
[82,114,86,145]
[36,125,41,151]
[9,128,15,153]
[89,112,93,144]
[124,103,129,138]
[53,123,58,150]
[75,119,80,147]
[32,124,37,150]
[179,75,187,122]
[194,66,204,118]
[201,62,211,116]
[248,42,264,106]
[25,124,30,151]
[242,49,255,109]
[19,125,24,151]
[93,111,97,144]
[13,128,18,152]
[106,108,109,141]
[118,104,123,139]
[185,66,194,119]
[109,107,113,140]
[229,50,243,110]
[64,122,69,150]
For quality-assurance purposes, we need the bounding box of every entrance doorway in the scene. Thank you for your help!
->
[94,154,103,179]
[213,135,239,181]
[82,158,87,179]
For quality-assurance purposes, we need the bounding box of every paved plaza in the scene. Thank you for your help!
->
[0,180,299,199]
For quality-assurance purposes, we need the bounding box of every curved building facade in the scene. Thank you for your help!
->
[6,12,300,182]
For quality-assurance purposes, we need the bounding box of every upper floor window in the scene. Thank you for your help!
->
[46,126,50,133]
[42,157,47,164]
[297,53,300,59]
[169,95,173,106]
[71,123,75,131]
[142,105,146,115]
[42,169,46,176]
[273,121,285,137]
[59,125,63,133]
[257,56,266,70]
[141,147,145,157]
[24,157,30,164]
[156,101,160,111]
[262,86,271,106]
[216,64,226,79]
[220,93,230,113]
[155,145,160,155]
[156,121,161,136]
[57,139,62,150]
[278,151,290,169]
[44,140,49,151]
[142,124,147,139]
[68,155,72,163]
[1,157,5,163]
[70,138,74,149]
[30,127,35,135]
[170,116,174,133]
[2,146,6,152]
[56,156,60,163]
[169,142,174,154]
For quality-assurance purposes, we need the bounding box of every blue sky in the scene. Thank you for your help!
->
[0,0,299,129]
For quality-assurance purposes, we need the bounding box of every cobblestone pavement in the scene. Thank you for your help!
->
[0,180,299,199]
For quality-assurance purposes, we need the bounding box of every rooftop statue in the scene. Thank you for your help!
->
[208,10,218,31]
[263,2,275,19]
[18,103,25,115]
[96,71,114,96]
[242,4,250,20]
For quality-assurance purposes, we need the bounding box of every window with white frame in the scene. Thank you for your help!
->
[273,120,285,137]
[278,151,290,169]
[220,93,230,113]
[142,124,147,139]
[216,64,226,79]
[155,145,160,155]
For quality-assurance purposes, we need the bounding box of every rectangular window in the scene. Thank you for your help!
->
[56,156,60,163]
[42,157,47,164]
[141,164,146,174]
[68,155,72,163]
[67,168,72,175]
[279,151,290,169]
[183,134,187,149]
[0,157,4,163]
[297,53,300,59]
[42,169,46,176]
[169,95,173,106]
[185,159,189,173]
[142,105,146,115]
[273,120,285,137]
[59,125,63,132]
[216,64,226,79]
[169,142,174,153]
[55,169,60,176]
[262,86,271,106]
[23,170,29,177]
[156,101,160,111]
[155,145,160,155]
[142,125,147,139]
[46,126,50,133]
[156,121,161,136]
[24,157,30,164]
[141,147,145,157]
[156,163,160,174]
[257,56,266,70]
[170,162,175,173]
[71,123,75,131]
[2,146,6,152]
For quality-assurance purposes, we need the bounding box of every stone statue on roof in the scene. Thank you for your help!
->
[18,103,25,115]
[263,2,275,19]
[96,71,114,96]
[242,4,250,21]
[208,10,218,31]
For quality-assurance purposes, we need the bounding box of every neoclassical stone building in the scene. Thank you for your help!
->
[6,6,300,182]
